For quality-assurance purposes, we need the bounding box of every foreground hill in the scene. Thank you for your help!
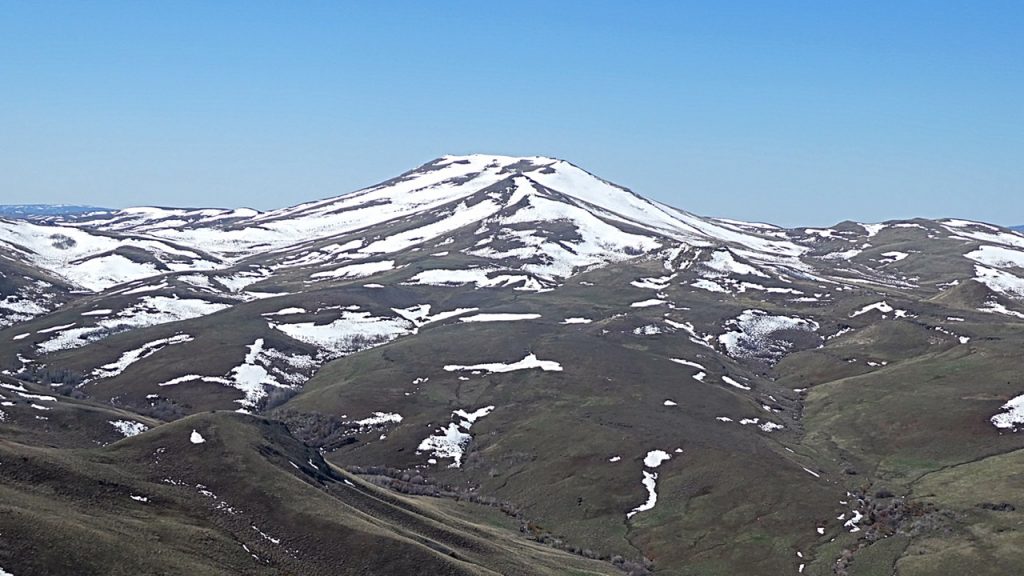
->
[2,155,1023,575]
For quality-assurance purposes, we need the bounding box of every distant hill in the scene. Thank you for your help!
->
[0,204,111,219]
[1013,225,1024,231]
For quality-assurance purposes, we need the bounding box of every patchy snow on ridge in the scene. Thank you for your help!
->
[631,298,667,308]
[627,471,660,519]
[109,420,149,438]
[443,353,563,374]
[37,296,229,353]
[270,311,411,357]
[561,317,593,324]
[459,313,541,323]
[90,334,193,380]
[418,405,495,467]
[991,394,1024,431]
[850,301,895,318]
[702,250,768,279]
[310,260,396,280]
[643,449,672,468]
[404,267,546,291]
[718,310,819,362]
[974,266,1024,298]
[966,245,1024,269]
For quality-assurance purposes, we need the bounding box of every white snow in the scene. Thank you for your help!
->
[643,450,672,468]
[417,405,494,467]
[663,400,678,406]
[627,471,660,519]
[417,423,472,467]
[860,223,887,237]
[37,296,229,353]
[404,267,546,291]
[90,334,193,380]
[444,353,563,374]
[271,311,411,357]
[109,420,149,437]
[966,245,1024,269]
[974,266,1024,298]
[703,250,768,278]
[850,301,895,317]
[991,394,1024,431]
[692,279,729,293]
[310,260,396,280]
[722,376,751,390]
[355,412,403,426]
[459,313,541,323]
[263,307,307,316]
[561,317,593,324]
[879,251,909,264]
[631,274,676,290]
[609,456,622,462]
[190,429,205,444]
[630,299,667,308]
[452,406,494,428]
[670,358,705,370]
[718,310,819,360]
[845,510,864,532]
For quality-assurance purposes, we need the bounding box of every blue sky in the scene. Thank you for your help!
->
[1,1,1021,226]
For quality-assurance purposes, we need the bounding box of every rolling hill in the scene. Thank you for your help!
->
[2,155,1023,575]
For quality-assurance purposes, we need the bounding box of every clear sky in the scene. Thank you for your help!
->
[1,1,1021,227]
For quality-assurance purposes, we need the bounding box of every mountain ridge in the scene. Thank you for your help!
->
[2,155,1024,575]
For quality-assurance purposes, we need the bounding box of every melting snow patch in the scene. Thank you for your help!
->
[109,420,149,437]
[90,334,193,380]
[418,423,472,468]
[966,245,1024,269]
[991,394,1024,431]
[879,251,909,264]
[561,317,593,324]
[444,353,562,374]
[627,471,659,519]
[263,307,306,316]
[718,310,819,362]
[663,400,678,406]
[974,266,1024,298]
[190,430,206,444]
[851,301,895,317]
[355,412,403,427]
[643,450,672,468]
[630,298,667,308]
[631,274,676,290]
[459,313,541,323]
[722,376,753,390]
[270,311,411,357]
[609,456,622,462]
[692,279,729,293]
[310,260,397,280]
[37,297,229,353]
[670,358,705,369]
[703,250,768,278]
[417,406,495,467]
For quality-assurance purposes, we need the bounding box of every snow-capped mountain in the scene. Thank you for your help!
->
[3,155,1024,575]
